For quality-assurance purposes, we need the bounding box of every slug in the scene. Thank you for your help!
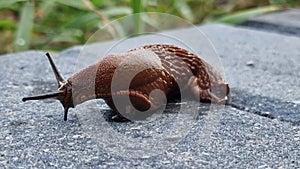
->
[22,44,230,121]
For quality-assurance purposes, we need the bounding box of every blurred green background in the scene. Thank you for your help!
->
[0,0,299,54]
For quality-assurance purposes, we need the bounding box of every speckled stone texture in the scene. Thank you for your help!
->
[0,22,299,168]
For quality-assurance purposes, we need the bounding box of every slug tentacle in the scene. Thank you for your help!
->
[22,91,63,102]
[22,53,74,121]
[45,52,65,87]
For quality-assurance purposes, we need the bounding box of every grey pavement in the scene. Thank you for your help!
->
[0,11,299,168]
[240,9,300,36]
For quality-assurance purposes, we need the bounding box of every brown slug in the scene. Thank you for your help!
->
[22,44,230,121]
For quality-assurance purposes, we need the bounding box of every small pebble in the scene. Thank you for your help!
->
[261,111,271,117]
[246,60,255,67]
[292,100,300,104]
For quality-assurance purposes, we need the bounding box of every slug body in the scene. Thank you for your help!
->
[23,44,229,121]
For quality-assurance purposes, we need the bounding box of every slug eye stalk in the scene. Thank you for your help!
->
[45,52,65,87]
[22,53,73,121]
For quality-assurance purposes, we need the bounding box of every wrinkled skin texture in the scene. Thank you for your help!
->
[69,44,230,120]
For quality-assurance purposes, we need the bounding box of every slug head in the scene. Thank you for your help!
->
[22,53,74,121]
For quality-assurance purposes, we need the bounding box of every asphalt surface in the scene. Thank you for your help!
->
[0,11,299,168]
[240,9,300,37]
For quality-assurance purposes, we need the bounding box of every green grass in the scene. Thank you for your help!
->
[0,0,299,54]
